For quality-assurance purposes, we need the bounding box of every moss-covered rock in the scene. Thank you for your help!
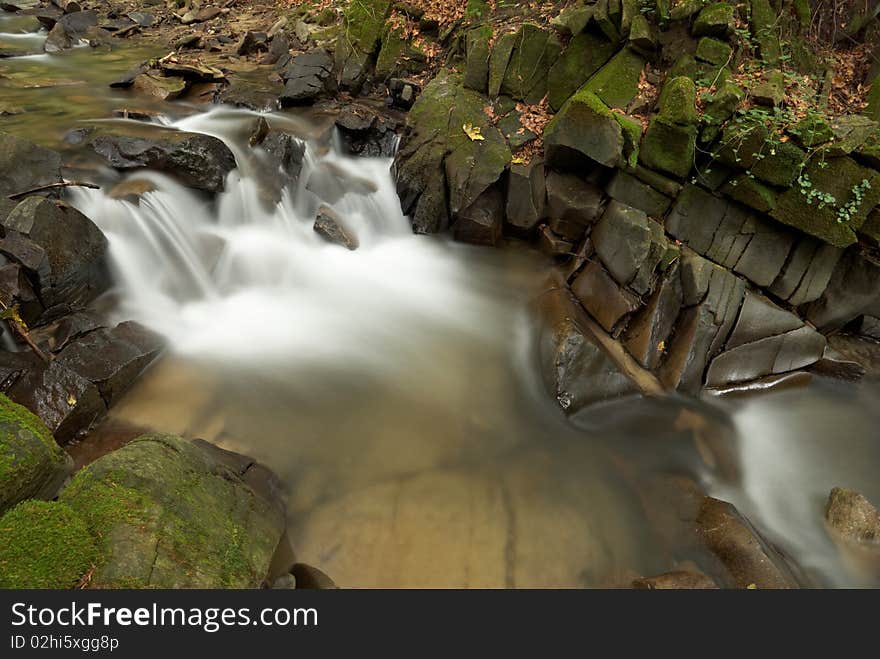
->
[0,394,70,515]
[867,82,880,121]
[640,117,697,178]
[335,0,393,89]
[751,69,785,107]
[463,25,493,92]
[488,31,516,97]
[374,22,406,81]
[700,80,744,143]
[750,140,806,187]
[0,500,96,589]
[787,114,834,148]
[713,118,771,169]
[692,2,734,37]
[500,24,562,103]
[583,46,646,109]
[550,4,593,36]
[670,0,707,21]
[617,113,643,168]
[722,175,778,212]
[58,433,286,588]
[593,0,622,42]
[824,115,879,157]
[658,76,698,125]
[771,157,880,247]
[628,13,657,52]
[750,0,782,65]
[547,32,617,111]
[695,37,732,66]
[544,89,625,168]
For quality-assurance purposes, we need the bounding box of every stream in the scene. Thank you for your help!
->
[3,12,879,588]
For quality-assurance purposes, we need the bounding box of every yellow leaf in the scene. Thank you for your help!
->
[511,156,527,165]
[67,393,77,406]
[462,123,484,141]
[657,340,666,352]
[746,583,758,589]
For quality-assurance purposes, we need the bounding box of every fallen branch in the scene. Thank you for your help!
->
[8,181,100,201]
[0,300,51,363]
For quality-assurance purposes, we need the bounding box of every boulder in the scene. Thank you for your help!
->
[571,261,641,334]
[606,170,671,217]
[56,433,286,588]
[335,105,399,158]
[487,32,516,98]
[535,287,640,412]
[692,2,734,37]
[1,196,109,314]
[632,569,718,589]
[0,500,95,588]
[291,563,338,589]
[250,124,306,201]
[825,487,880,544]
[388,78,420,110]
[623,263,683,369]
[769,238,841,305]
[0,264,42,325]
[545,171,604,240]
[453,186,504,247]
[132,73,187,101]
[726,291,804,349]
[335,0,392,90]
[463,26,492,93]
[582,47,645,109]
[804,247,880,331]
[43,9,96,52]
[695,37,732,65]
[237,30,269,56]
[0,133,62,199]
[91,131,236,193]
[313,206,358,250]
[537,225,574,257]
[639,117,697,179]
[547,32,616,111]
[279,49,335,105]
[500,24,562,104]
[657,76,698,125]
[505,159,546,234]
[0,394,71,515]
[544,89,624,168]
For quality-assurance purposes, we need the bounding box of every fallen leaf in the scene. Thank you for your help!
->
[463,123,484,141]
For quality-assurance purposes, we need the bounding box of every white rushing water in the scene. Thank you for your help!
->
[69,109,517,367]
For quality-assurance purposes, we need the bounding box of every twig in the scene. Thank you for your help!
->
[0,300,51,363]
[7,181,100,201]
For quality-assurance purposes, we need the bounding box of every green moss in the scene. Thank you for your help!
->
[750,140,806,187]
[594,0,621,42]
[550,4,592,36]
[722,174,777,212]
[658,76,698,125]
[342,0,392,52]
[0,500,96,589]
[692,2,734,37]
[700,80,744,143]
[584,47,646,109]
[544,89,625,168]
[714,118,771,169]
[374,22,406,80]
[547,32,617,111]
[488,31,516,97]
[695,37,732,66]
[640,117,697,178]
[616,113,643,168]
[670,0,707,21]
[465,0,490,21]
[750,0,782,65]
[463,25,493,92]
[788,114,834,148]
[500,24,563,103]
[628,14,656,52]
[866,83,880,121]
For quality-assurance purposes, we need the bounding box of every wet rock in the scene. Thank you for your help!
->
[0,196,109,314]
[335,0,392,91]
[535,287,640,412]
[696,496,798,588]
[107,178,157,203]
[28,311,104,354]
[726,292,803,349]
[335,105,399,158]
[127,11,154,28]
[306,162,377,205]
[810,346,867,382]
[132,73,187,101]
[91,131,236,193]
[387,78,420,110]
[262,32,290,66]
[237,30,269,56]
[291,563,337,589]
[500,24,562,104]
[826,487,880,544]
[313,206,358,250]
[571,260,641,334]
[548,33,616,112]
[108,61,151,89]
[623,263,683,369]
[0,263,42,325]
[279,49,335,105]
[583,47,646,110]
[43,9,97,53]
[157,57,225,83]
[56,433,286,587]
[544,89,624,168]
[0,132,62,199]
[592,200,669,295]
[179,6,221,25]
[453,186,504,247]
[463,25,491,93]
[632,569,718,589]
[605,170,671,217]
[769,238,842,306]
[804,247,880,332]
[0,394,71,515]
[505,159,546,235]
[537,225,573,257]
[545,171,604,241]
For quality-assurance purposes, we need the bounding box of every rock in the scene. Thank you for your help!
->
[157,57,225,83]
[335,0,392,90]
[236,30,269,56]
[751,69,785,107]
[132,73,187,101]
[314,206,358,250]
[108,178,156,203]
[463,26,492,93]
[639,117,697,179]
[29,311,104,354]
[293,19,310,44]
[632,569,718,589]
[583,46,645,109]
[279,49,335,105]
[545,171,604,240]
[127,11,154,27]
[606,170,671,217]
[487,32,516,98]
[108,61,151,88]
[722,175,777,213]
[749,0,782,65]
[0,264,42,325]
[1,196,109,313]
[750,140,806,187]
[628,14,657,52]
[658,76,698,125]
[56,433,286,588]
[700,81,744,143]
[804,247,880,331]
[453,185,504,247]
[0,132,62,199]
[388,78,420,110]
[544,90,624,168]
[537,225,574,257]
[0,394,71,515]
[180,6,221,24]
[535,287,640,412]
[592,200,669,295]
[335,106,398,158]
[306,162,378,205]
[692,2,734,37]
[292,563,337,589]
[769,237,841,305]
[695,37,732,66]
[91,131,236,193]
[500,24,562,104]
[696,496,797,588]
[505,159,546,234]
[262,33,290,66]
[825,115,879,157]
[43,9,96,52]
[550,4,593,36]
[826,487,880,544]
[547,33,616,111]
[0,500,95,588]
[623,263,683,369]
[571,260,641,334]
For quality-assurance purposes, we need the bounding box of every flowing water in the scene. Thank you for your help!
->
[3,17,880,587]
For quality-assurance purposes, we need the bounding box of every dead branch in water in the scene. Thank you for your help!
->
[0,300,51,363]
[7,181,100,201]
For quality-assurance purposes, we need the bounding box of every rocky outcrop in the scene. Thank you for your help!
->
[825,487,880,544]
[91,131,236,193]
[314,206,358,250]
[279,49,335,105]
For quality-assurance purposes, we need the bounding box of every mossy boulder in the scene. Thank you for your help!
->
[0,394,71,515]
[0,500,96,589]
[771,157,880,247]
[544,89,625,168]
[713,118,771,169]
[463,25,493,92]
[658,76,698,125]
[550,4,593,36]
[488,31,516,97]
[750,140,806,187]
[824,115,879,157]
[547,32,617,111]
[751,69,785,107]
[335,0,393,89]
[628,14,657,52]
[787,114,834,148]
[640,117,697,178]
[593,0,621,42]
[670,0,707,21]
[722,175,778,212]
[700,80,744,143]
[692,2,734,37]
[374,22,407,81]
[583,46,646,109]
[500,24,562,103]
[749,0,782,65]
[617,113,644,168]
[867,82,880,121]
[58,433,286,588]
[695,37,732,66]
